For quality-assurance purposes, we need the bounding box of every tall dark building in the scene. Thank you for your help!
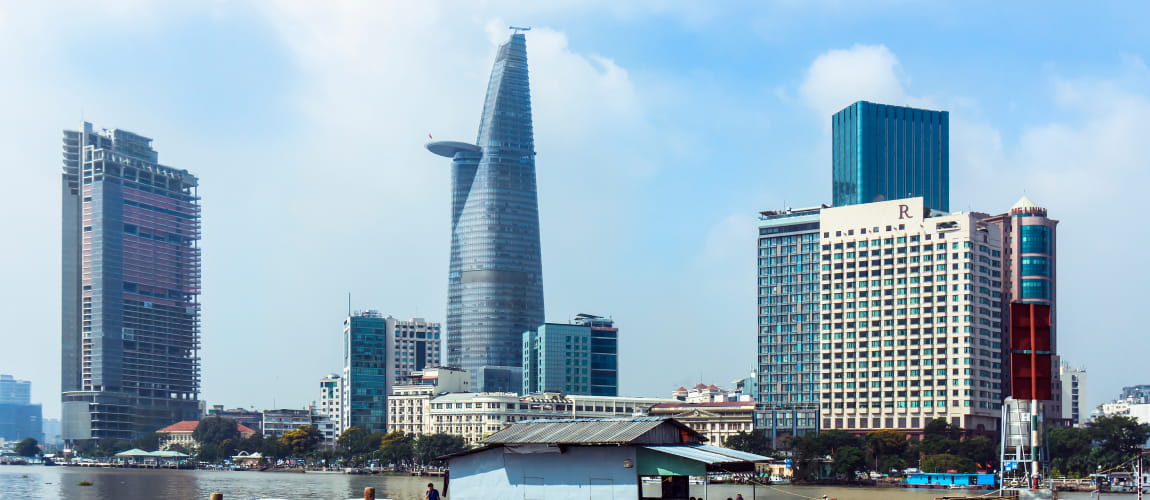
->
[61,123,202,441]
[427,31,545,393]
[832,101,949,211]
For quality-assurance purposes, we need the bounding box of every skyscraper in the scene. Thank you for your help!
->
[832,101,950,211]
[342,311,390,433]
[341,311,442,433]
[984,195,1061,419]
[0,374,42,443]
[817,197,1004,433]
[756,206,824,447]
[61,123,202,441]
[427,31,545,393]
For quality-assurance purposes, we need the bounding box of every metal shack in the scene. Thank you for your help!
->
[442,417,770,500]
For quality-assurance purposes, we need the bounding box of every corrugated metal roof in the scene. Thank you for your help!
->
[643,445,771,464]
[482,417,699,445]
[692,444,772,462]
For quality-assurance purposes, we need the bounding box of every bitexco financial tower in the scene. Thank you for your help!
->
[427,31,544,393]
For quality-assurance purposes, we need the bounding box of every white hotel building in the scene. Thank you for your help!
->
[427,393,674,445]
[817,197,1005,434]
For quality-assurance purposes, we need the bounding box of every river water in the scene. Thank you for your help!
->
[0,465,1102,500]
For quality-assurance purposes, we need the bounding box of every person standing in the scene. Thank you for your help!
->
[425,482,441,500]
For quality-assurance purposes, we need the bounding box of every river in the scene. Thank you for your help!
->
[0,465,1105,500]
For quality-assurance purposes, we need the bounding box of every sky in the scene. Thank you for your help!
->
[1,1,1147,419]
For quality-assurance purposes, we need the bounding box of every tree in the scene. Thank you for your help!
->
[415,433,468,464]
[14,438,40,457]
[379,431,415,466]
[194,416,240,447]
[865,429,909,473]
[831,446,866,477]
[131,432,160,451]
[260,436,291,460]
[281,425,321,455]
[237,433,265,453]
[958,435,998,470]
[921,453,974,473]
[1048,426,1092,477]
[97,438,132,457]
[1088,415,1150,469]
[724,430,775,456]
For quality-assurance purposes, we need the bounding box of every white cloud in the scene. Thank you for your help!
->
[798,44,940,124]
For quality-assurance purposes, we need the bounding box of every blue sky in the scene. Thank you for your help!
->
[1,1,1146,419]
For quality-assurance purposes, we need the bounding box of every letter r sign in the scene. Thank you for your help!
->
[898,204,912,219]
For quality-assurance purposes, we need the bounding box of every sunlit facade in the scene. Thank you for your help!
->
[832,101,949,211]
[60,123,202,441]
[427,32,544,393]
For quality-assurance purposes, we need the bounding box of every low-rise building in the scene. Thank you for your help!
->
[388,367,470,436]
[444,417,770,500]
[206,406,264,434]
[428,393,674,445]
[157,420,256,451]
[263,407,339,448]
[648,401,758,446]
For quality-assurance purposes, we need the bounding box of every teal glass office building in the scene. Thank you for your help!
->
[343,312,389,433]
[832,101,949,211]
[522,315,618,396]
[428,32,545,393]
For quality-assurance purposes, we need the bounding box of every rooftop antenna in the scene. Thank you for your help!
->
[509,26,532,33]
[347,292,352,317]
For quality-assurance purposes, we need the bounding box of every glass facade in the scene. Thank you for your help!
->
[429,33,544,393]
[1020,225,1051,254]
[343,313,389,433]
[832,101,950,211]
[756,208,823,446]
[522,316,618,396]
[61,123,202,441]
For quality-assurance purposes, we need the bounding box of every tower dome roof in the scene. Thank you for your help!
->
[1010,194,1047,216]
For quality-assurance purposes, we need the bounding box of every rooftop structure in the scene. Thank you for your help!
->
[832,101,950,211]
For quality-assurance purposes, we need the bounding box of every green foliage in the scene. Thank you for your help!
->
[723,430,774,456]
[378,431,415,466]
[786,430,865,480]
[415,433,468,464]
[237,433,265,453]
[131,432,159,452]
[921,453,974,473]
[865,429,908,473]
[831,446,866,476]
[14,438,40,457]
[100,439,132,457]
[1048,416,1150,477]
[281,425,321,455]
[193,417,241,447]
[260,435,291,459]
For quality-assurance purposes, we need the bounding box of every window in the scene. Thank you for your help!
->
[1021,279,1051,299]
[1020,225,1051,254]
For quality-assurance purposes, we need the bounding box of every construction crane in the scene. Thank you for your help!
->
[509,26,532,33]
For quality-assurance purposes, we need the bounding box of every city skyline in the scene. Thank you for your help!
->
[0,3,1147,418]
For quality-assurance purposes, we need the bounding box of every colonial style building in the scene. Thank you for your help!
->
[157,420,256,451]
[647,401,757,446]
[427,393,673,445]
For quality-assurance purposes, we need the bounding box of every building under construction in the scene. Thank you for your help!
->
[60,123,203,441]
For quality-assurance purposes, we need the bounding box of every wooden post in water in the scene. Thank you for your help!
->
[209,494,223,500]
[364,487,376,500]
